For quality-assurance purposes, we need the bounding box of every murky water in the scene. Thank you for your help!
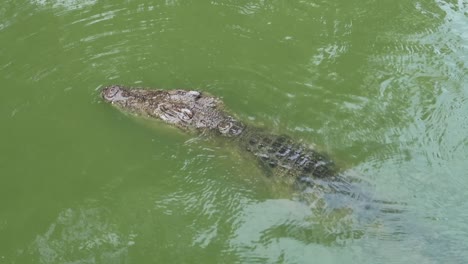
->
[1,0,467,263]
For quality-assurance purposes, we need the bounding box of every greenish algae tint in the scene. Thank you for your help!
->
[0,0,467,263]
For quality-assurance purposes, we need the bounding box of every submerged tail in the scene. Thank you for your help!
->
[236,127,411,241]
[294,172,407,230]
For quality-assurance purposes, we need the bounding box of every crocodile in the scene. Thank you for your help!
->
[101,85,358,194]
[100,85,411,243]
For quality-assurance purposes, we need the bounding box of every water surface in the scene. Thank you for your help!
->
[1,0,467,263]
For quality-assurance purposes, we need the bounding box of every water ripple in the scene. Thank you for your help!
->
[32,0,97,11]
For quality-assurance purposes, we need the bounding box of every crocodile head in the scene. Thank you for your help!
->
[101,85,244,136]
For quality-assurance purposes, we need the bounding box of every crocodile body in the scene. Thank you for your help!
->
[101,85,344,188]
[101,85,408,242]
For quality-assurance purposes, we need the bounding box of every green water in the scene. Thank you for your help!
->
[1,0,467,263]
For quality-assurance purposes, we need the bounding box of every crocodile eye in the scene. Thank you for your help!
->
[187,91,201,100]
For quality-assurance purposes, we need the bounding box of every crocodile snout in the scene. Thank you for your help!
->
[101,85,128,103]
